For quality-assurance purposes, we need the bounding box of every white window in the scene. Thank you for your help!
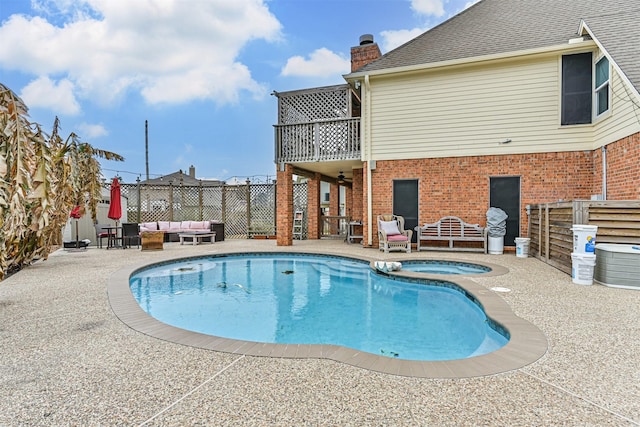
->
[595,56,610,117]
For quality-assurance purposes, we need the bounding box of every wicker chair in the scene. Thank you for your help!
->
[377,214,413,253]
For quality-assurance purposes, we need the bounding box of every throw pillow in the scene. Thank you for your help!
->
[380,220,401,236]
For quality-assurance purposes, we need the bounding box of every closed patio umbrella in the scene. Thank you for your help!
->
[107,177,122,248]
[107,177,122,224]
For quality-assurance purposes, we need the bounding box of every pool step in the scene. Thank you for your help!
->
[309,260,369,279]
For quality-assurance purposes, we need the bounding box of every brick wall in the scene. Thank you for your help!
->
[369,151,595,239]
[602,132,640,199]
[289,132,639,247]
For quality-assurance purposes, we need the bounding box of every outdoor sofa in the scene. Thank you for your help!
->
[138,220,225,242]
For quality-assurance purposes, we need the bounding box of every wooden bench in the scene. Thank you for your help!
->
[415,216,487,253]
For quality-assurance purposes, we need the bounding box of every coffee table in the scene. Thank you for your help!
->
[178,231,216,245]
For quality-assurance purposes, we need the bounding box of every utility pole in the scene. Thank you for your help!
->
[145,120,149,181]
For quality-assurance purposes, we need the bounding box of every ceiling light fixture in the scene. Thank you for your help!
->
[337,171,345,184]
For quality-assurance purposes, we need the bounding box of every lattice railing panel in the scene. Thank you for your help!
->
[249,184,276,236]
[223,185,249,238]
[293,182,308,239]
[275,118,361,163]
[278,85,349,125]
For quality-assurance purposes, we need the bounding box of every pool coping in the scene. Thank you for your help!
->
[107,251,547,378]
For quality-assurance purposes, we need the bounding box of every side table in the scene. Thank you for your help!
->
[141,231,165,251]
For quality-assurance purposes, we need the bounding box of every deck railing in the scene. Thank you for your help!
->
[274,118,361,163]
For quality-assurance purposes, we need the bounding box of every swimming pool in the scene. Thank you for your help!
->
[129,253,508,361]
[399,259,492,275]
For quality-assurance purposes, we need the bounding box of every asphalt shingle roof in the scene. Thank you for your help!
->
[582,9,640,91]
[355,0,640,92]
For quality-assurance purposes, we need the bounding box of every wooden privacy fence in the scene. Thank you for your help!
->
[528,200,640,274]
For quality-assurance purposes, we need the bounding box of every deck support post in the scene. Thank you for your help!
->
[276,163,294,246]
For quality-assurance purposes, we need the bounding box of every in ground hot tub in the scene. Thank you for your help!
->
[594,244,640,290]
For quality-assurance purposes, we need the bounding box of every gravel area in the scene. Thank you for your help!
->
[1,239,638,426]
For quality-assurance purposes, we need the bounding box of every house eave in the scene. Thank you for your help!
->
[344,41,596,81]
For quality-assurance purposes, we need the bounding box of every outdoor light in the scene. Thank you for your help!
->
[337,171,345,184]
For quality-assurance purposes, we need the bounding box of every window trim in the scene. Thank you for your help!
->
[594,55,610,119]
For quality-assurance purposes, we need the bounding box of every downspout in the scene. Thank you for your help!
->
[364,75,373,246]
[601,145,607,200]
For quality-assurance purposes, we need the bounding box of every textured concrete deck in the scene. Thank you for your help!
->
[1,240,639,425]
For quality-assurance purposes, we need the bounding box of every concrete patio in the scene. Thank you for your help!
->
[1,239,638,426]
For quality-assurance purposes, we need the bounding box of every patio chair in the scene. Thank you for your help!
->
[94,223,113,249]
[377,214,413,253]
[122,223,140,249]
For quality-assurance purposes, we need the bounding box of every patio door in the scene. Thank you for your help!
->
[489,176,520,247]
[393,179,418,243]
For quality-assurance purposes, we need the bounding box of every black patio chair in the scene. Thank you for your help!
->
[122,223,140,249]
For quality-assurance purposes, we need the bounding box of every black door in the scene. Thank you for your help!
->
[489,177,520,247]
[393,179,419,243]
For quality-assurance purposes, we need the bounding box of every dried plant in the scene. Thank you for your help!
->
[0,83,124,280]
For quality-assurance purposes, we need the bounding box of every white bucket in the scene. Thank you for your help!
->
[514,237,530,258]
[571,225,598,253]
[571,252,596,285]
[488,236,504,255]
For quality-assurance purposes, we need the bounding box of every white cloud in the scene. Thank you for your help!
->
[411,0,445,17]
[281,48,349,78]
[380,28,426,52]
[20,76,80,115]
[463,0,481,10]
[0,0,282,109]
[77,122,108,138]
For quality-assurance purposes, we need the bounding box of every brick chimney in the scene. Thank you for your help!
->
[189,165,195,178]
[350,34,381,72]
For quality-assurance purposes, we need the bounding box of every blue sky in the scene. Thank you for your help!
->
[0,0,478,183]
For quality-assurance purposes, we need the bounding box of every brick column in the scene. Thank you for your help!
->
[329,182,339,215]
[329,182,340,236]
[307,173,321,239]
[276,164,293,246]
[352,168,363,222]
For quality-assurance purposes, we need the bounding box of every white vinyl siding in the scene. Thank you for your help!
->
[593,70,640,145]
[368,55,595,160]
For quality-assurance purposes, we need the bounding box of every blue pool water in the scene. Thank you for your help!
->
[401,260,491,275]
[130,254,508,361]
